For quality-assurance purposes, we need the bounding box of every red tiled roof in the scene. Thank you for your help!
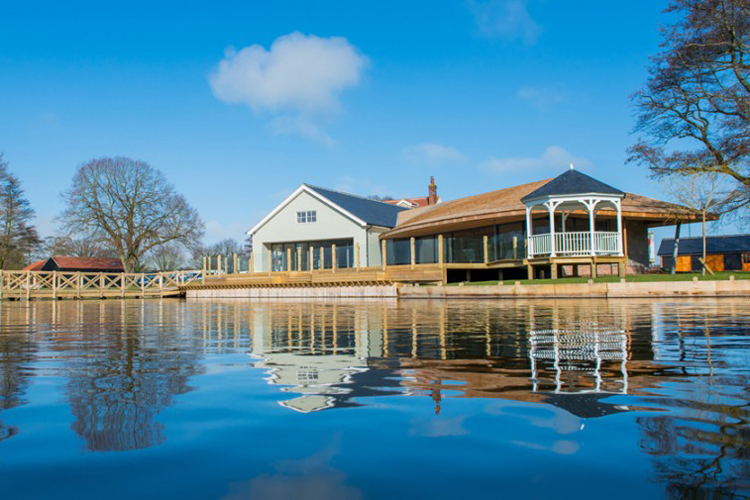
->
[383,197,437,209]
[51,256,124,271]
[22,260,46,271]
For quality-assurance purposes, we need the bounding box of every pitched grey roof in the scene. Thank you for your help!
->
[521,169,624,203]
[657,235,750,256]
[306,184,408,228]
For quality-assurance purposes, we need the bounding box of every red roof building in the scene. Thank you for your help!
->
[38,256,124,273]
[22,260,47,271]
[383,176,441,209]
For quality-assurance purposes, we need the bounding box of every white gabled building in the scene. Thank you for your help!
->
[248,184,409,272]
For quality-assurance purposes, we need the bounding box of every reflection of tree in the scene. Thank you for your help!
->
[65,306,203,452]
[0,322,37,444]
[637,376,749,498]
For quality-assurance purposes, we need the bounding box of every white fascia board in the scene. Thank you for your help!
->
[247,185,306,236]
[523,192,625,206]
[247,184,367,236]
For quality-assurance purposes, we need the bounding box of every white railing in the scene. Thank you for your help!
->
[528,234,551,257]
[528,231,621,258]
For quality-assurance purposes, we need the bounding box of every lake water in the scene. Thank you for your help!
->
[0,298,748,499]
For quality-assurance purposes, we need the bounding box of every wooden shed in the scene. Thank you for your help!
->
[658,235,750,272]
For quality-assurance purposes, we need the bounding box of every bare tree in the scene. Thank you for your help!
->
[629,0,749,215]
[665,172,727,274]
[150,244,185,271]
[43,234,116,259]
[60,157,205,273]
[0,154,39,269]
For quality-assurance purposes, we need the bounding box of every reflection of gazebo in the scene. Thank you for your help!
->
[521,167,626,279]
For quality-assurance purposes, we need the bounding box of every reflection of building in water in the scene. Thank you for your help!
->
[204,299,669,418]
[241,302,399,413]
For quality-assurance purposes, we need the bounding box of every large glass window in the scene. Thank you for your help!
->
[444,227,494,263]
[489,222,524,261]
[386,238,410,265]
[269,238,354,271]
[415,236,438,264]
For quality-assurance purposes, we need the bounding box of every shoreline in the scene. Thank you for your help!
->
[185,279,750,300]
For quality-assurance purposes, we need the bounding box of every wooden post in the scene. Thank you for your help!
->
[319,246,324,269]
[513,236,518,260]
[141,272,146,296]
[202,256,206,284]
[381,239,387,270]
[286,247,292,271]
[296,247,301,272]
[249,254,254,274]
[355,243,360,271]
[0,270,4,301]
[159,273,164,297]
[483,235,489,264]
[77,272,82,299]
[26,271,31,301]
[309,246,314,272]
[100,272,105,299]
[268,251,272,275]
[217,254,222,275]
[332,244,337,272]
[410,237,416,269]
[438,234,444,265]
[233,253,238,275]
[121,272,126,298]
[52,271,58,300]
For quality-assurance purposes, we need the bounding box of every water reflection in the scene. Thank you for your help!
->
[1,301,204,451]
[0,297,747,499]
[0,303,39,443]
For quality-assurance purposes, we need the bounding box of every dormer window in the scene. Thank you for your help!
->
[297,210,317,223]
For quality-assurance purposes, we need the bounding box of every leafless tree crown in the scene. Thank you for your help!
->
[61,157,204,272]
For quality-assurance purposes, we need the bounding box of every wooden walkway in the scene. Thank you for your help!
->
[0,270,202,301]
[193,264,445,289]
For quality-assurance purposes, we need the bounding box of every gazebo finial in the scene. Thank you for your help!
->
[569,163,575,170]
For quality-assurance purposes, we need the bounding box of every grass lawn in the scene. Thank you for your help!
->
[446,271,750,286]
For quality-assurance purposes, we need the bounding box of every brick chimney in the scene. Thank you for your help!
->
[428,176,438,205]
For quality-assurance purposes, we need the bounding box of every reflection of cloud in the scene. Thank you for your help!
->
[512,439,580,455]
[223,441,362,500]
[485,401,582,434]
[410,415,468,437]
[467,0,541,44]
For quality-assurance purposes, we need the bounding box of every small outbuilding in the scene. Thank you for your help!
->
[36,256,125,274]
[658,235,750,272]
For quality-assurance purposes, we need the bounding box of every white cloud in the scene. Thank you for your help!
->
[517,86,565,111]
[481,146,591,174]
[209,32,368,142]
[404,143,467,164]
[467,0,541,44]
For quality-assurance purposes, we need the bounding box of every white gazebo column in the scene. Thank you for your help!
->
[546,201,556,257]
[587,200,597,257]
[616,200,624,256]
[525,206,533,257]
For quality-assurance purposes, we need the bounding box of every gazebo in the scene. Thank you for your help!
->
[521,167,626,278]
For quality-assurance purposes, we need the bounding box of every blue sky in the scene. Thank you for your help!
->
[0,0,726,244]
